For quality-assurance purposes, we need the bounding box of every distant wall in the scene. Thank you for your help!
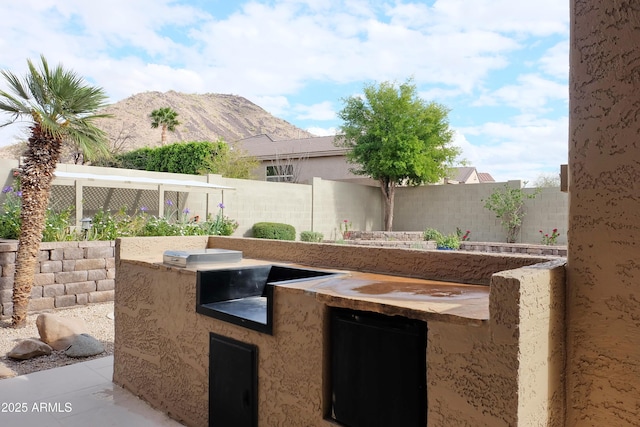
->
[0,159,568,244]
[394,180,568,244]
[0,240,115,318]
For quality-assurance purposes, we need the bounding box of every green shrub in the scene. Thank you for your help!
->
[199,205,239,236]
[0,186,22,239]
[42,207,76,242]
[111,140,229,175]
[483,183,540,243]
[253,222,296,240]
[0,185,76,241]
[435,233,460,250]
[300,231,324,242]
[423,228,442,241]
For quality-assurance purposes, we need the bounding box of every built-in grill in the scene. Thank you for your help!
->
[163,249,243,268]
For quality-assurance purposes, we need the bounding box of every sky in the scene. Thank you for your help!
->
[0,0,569,183]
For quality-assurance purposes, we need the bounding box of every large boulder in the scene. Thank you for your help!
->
[36,313,89,350]
[7,338,52,360]
[65,334,105,358]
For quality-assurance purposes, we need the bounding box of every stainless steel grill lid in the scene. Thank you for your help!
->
[163,249,243,267]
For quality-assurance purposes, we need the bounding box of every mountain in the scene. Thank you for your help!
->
[0,91,315,160]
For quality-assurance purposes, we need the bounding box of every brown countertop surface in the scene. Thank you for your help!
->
[127,256,490,325]
[277,269,489,325]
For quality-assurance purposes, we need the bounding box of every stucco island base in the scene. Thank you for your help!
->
[114,236,565,427]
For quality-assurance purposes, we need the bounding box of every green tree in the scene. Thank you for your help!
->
[483,183,540,243]
[150,107,180,145]
[533,172,560,188]
[0,55,110,327]
[205,141,259,179]
[336,79,461,231]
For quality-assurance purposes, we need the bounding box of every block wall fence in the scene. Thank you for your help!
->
[0,159,568,245]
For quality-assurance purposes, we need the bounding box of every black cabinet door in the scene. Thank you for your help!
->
[209,333,258,427]
[331,309,427,427]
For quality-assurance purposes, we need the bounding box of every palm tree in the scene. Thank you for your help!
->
[150,107,180,145]
[0,55,110,327]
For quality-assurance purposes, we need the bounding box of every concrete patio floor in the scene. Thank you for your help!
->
[0,356,184,426]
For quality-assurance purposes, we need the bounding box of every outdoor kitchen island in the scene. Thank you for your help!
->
[114,236,566,427]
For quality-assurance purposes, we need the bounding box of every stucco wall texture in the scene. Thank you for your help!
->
[568,2,640,426]
[114,236,565,427]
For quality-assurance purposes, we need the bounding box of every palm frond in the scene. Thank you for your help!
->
[1,54,112,153]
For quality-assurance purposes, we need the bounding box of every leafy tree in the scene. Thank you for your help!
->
[0,55,110,327]
[533,172,560,188]
[336,79,460,231]
[483,183,540,243]
[150,107,180,145]
[205,141,259,179]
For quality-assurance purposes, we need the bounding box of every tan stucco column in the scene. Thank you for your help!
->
[568,2,640,426]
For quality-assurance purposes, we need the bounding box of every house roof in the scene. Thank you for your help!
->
[445,167,495,184]
[450,167,477,183]
[237,134,347,160]
[477,172,495,183]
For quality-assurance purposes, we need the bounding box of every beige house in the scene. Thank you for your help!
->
[444,166,495,184]
[237,134,376,185]
[238,134,493,186]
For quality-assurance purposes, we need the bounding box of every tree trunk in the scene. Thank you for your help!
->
[12,125,61,327]
[161,124,167,145]
[379,179,396,231]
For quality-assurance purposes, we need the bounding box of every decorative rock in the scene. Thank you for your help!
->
[65,333,105,358]
[7,338,52,360]
[36,313,89,350]
[0,362,16,379]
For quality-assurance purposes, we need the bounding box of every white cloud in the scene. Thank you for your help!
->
[427,0,569,36]
[294,101,336,121]
[474,74,567,112]
[455,115,568,182]
[306,126,338,136]
[250,96,291,117]
[539,41,569,79]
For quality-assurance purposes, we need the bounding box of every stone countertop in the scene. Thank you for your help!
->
[277,270,489,325]
[121,256,489,325]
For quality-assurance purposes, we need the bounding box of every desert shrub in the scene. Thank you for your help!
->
[253,222,296,240]
[423,228,442,241]
[300,231,323,242]
[435,233,460,250]
[483,183,540,243]
[42,207,76,242]
[199,204,239,236]
[0,185,76,241]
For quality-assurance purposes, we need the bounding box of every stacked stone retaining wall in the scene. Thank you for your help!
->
[342,232,567,255]
[0,240,115,318]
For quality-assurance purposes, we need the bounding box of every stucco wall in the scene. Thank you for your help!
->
[207,236,554,285]
[428,260,566,426]
[568,2,640,425]
[115,236,565,427]
[114,256,332,427]
[394,181,568,245]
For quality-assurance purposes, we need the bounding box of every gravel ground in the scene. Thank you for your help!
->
[0,302,114,378]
